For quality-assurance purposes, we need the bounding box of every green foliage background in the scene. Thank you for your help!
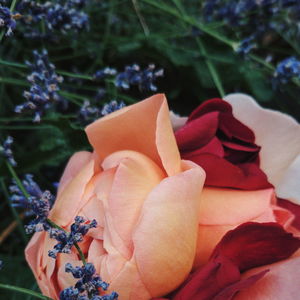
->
[0,0,300,298]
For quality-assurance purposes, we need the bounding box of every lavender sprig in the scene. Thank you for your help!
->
[9,173,54,233]
[60,263,118,300]
[0,5,18,36]
[273,56,300,87]
[48,216,97,259]
[1,136,17,166]
[115,64,164,92]
[78,100,125,124]
[16,0,89,38]
[15,49,64,122]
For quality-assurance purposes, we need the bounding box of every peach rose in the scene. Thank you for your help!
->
[25,94,206,300]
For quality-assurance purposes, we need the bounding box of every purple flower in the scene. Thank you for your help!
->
[48,216,97,259]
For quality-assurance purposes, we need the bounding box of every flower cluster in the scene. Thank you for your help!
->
[273,56,300,86]
[0,4,18,36]
[101,100,125,116]
[78,100,125,124]
[60,263,118,300]
[9,173,44,211]
[48,216,97,259]
[16,0,89,37]
[24,190,53,234]
[115,64,164,92]
[15,49,64,122]
[93,67,117,80]
[202,0,300,56]
[0,136,17,166]
[9,173,54,233]
[93,64,164,92]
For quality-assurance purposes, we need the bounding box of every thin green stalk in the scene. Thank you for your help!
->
[6,161,30,198]
[0,31,4,42]
[196,38,225,97]
[0,77,29,87]
[132,0,150,36]
[10,0,18,11]
[170,0,225,97]
[46,219,86,265]
[56,70,93,80]
[141,0,237,48]
[0,176,27,243]
[0,59,27,69]
[0,283,52,300]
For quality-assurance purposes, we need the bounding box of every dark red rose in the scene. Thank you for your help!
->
[175,98,272,190]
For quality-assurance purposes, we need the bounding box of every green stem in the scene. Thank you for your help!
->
[46,219,86,265]
[170,0,225,97]
[10,0,18,11]
[0,176,28,243]
[132,0,150,36]
[6,161,30,198]
[0,283,52,300]
[196,38,225,97]
[141,0,237,48]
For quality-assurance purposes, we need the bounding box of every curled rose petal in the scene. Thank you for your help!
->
[173,222,300,300]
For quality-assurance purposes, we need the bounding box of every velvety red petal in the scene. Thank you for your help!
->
[175,111,219,151]
[181,137,224,158]
[181,153,271,190]
[174,258,239,300]
[219,113,255,143]
[278,198,300,230]
[187,98,231,121]
[171,222,300,300]
[211,222,300,272]
[213,270,269,300]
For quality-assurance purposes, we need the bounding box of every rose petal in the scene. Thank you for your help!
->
[181,153,271,189]
[175,112,219,151]
[174,222,300,300]
[278,198,300,230]
[133,160,205,297]
[235,256,300,300]
[57,151,93,197]
[198,188,275,225]
[102,151,165,258]
[170,111,188,131]
[49,157,95,226]
[187,98,231,121]
[211,222,300,272]
[224,93,300,203]
[213,270,269,300]
[85,94,181,176]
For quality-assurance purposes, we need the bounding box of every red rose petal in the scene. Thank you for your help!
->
[181,153,271,190]
[187,98,231,121]
[219,113,255,143]
[213,270,269,300]
[171,223,300,300]
[181,137,224,158]
[175,111,219,151]
[278,198,300,230]
[211,222,300,272]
